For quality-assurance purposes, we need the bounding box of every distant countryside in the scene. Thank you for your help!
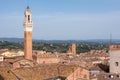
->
[0,38,120,53]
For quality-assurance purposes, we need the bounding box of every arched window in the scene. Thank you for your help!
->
[28,15,30,21]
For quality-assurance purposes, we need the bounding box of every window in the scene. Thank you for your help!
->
[117,75,119,78]
[0,57,3,61]
[28,15,30,21]
[109,75,114,78]
[115,62,119,67]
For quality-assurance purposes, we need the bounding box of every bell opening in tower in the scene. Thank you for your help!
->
[28,15,30,21]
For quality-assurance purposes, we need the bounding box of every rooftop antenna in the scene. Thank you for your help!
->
[108,34,112,52]
[110,33,112,45]
[27,0,29,7]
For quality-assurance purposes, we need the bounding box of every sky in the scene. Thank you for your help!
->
[0,0,120,40]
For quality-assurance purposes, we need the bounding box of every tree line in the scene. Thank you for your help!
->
[0,41,108,53]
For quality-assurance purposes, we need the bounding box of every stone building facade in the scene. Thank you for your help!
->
[109,45,120,73]
[33,53,60,64]
[97,73,120,80]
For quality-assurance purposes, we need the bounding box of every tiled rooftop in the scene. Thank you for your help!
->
[0,64,79,80]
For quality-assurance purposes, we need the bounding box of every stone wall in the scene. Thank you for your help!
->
[109,45,120,73]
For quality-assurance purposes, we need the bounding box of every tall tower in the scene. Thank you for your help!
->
[23,6,33,60]
[71,43,76,55]
[109,45,120,73]
[67,43,76,55]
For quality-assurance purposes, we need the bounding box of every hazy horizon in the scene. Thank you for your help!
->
[0,37,114,40]
[0,0,120,40]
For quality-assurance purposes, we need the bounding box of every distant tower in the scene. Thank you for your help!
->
[71,43,76,55]
[109,45,120,73]
[23,6,33,60]
[67,43,76,55]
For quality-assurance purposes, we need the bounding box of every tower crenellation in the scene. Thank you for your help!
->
[109,45,120,50]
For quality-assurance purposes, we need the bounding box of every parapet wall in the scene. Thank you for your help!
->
[109,45,120,50]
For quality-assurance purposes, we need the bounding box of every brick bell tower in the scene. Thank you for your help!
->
[71,43,76,55]
[23,6,33,60]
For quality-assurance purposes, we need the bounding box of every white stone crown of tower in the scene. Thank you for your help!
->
[23,6,33,32]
